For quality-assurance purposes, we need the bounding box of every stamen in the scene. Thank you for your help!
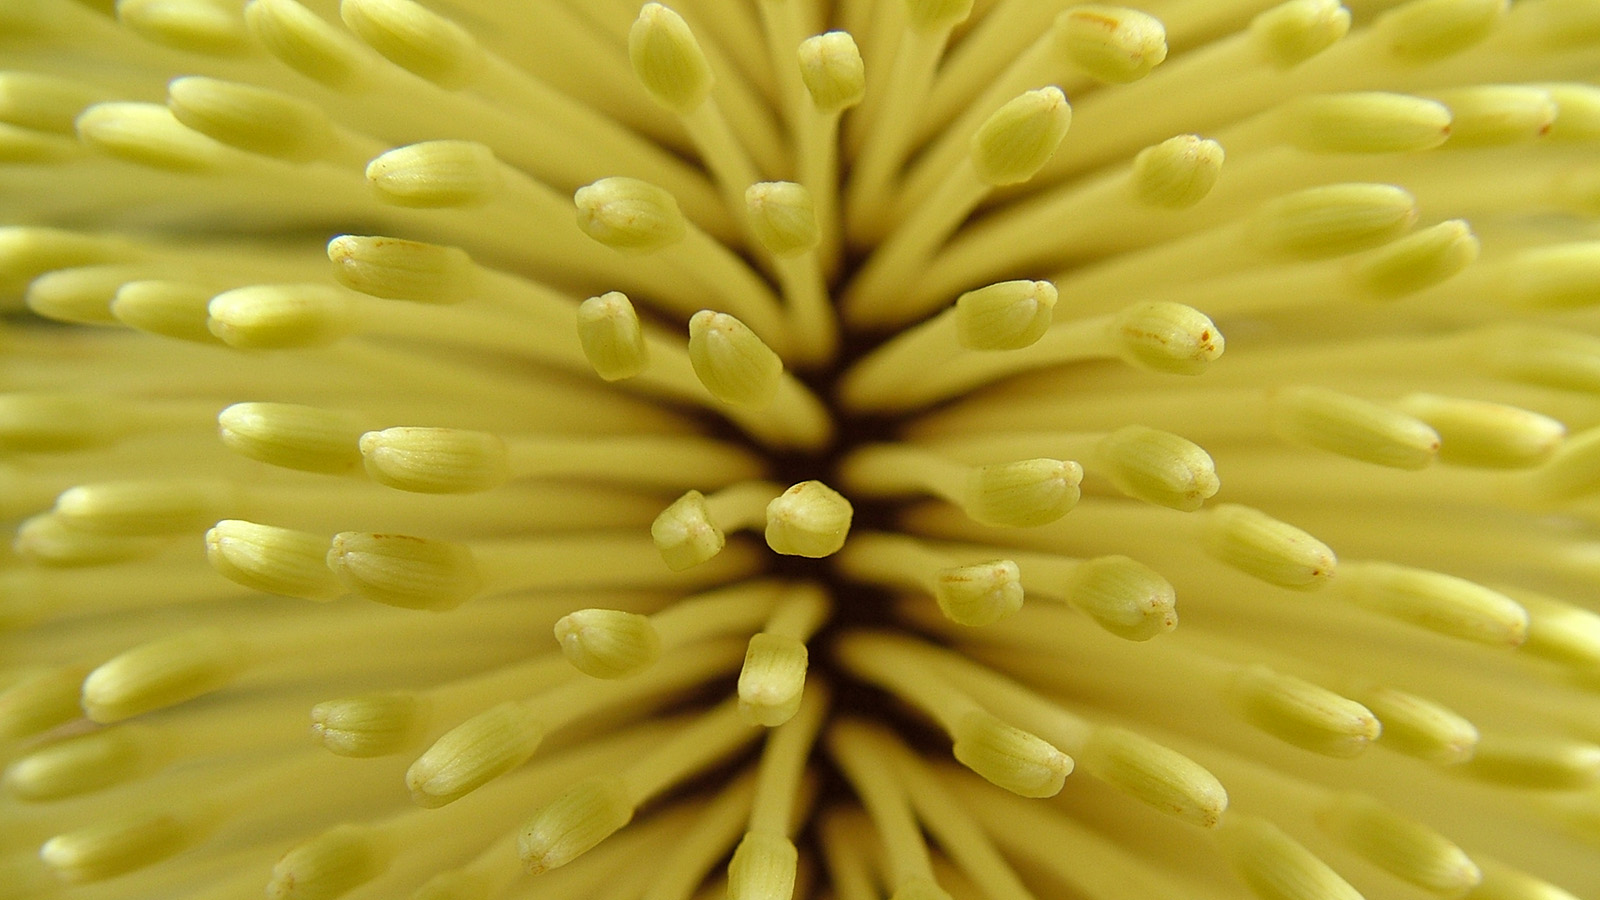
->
[577,292,650,381]
[518,698,761,873]
[764,480,854,558]
[838,280,1056,410]
[1333,561,1529,646]
[835,532,1025,627]
[795,30,865,274]
[575,177,788,346]
[652,482,780,571]
[841,444,1082,527]
[1216,814,1363,900]
[745,181,837,365]
[1316,791,1482,893]
[405,640,744,807]
[628,4,765,226]
[836,633,1071,798]
[845,87,1072,327]
[727,684,827,899]
[737,584,829,725]
[328,529,758,610]
[826,720,954,897]
[842,0,973,245]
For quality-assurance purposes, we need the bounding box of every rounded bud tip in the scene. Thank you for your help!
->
[966,458,1082,527]
[577,292,650,381]
[970,87,1072,186]
[934,559,1024,626]
[652,490,726,571]
[554,609,663,679]
[955,280,1057,351]
[765,480,854,558]
[951,710,1072,798]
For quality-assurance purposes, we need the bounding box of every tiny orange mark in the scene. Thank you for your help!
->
[1072,11,1121,30]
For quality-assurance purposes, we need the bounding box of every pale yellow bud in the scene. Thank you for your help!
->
[1054,7,1167,83]
[574,176,687,252]
[0,665,88,739]
[1317,793,1481,893]
[1393,393,1563,469]
[954,280,1057,351]
[554,609,663,679]
[950,709,1072,798]
[1515,590,1600,671]
[245,0,368,88]
[267,824,388,900]
[970,87,1072,186]
[76,102,221,172]
[340,0,479,88]
[1377,0,1506,62]
[206,519,342,601]
[367,141,500,208]
[1270,386,1440,469]
[577,292,650,381]
[765,480,853,558]
[207,284,359,349]
[738,633,809,726]
[1337,562,1529,646]
[1219,815,1364,900]
[1278,92,1452,153]
[407,701,545,807]
[1253,184,1418,259]
[54,479,228,536]
[1248,0,1351,69]
[965,458,1082,527]
[1201,504,1336,589]
[629,4,713,114]
[797,32,865,113]
[1130,135,1224,209]
[727,831,799,900]
[1062,555,1178,641]
[82,628,247,723]
[934,559,1023,626]
[327,532,484,610]
[746,182,820,257]
[312,692,426,758]
[1112,301,1224,375]
[1227,665,1381,758]
[5,726,150,801]
[652,490,726,571]
[328,235,474,304]
[1353,219,1479,298]
[360,427,511,493]
[167,77,333,160]
[41,811,196,883]
[518,775,635,873]
[0,72,106,134]
[689,310,784,408]
[118,0,248,54]
[111,280,218,343]
[218,402,366,474]
[1094,426,1219,511]
[1464,733,1600,790]
[1433,85,1556,146]
[1354,686,1477,764]
[1078,726,1227,827]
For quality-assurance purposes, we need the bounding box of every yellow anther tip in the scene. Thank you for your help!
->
[554,609,663,679]
[765,480,854,558]
[970,87,1072,187]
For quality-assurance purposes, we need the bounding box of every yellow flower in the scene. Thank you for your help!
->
[2,1,1599,899]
